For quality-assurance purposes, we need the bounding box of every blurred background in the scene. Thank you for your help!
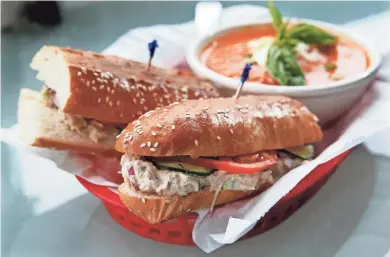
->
[1,2,389,256]
[1,1,389,127]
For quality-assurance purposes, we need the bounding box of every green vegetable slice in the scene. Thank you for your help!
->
[154,161,215,176]
[285,145,314,159]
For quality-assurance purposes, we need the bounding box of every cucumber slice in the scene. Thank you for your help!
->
[154,161,215,176]
[285,145,314,159]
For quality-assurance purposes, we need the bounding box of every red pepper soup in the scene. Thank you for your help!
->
[200,24,370,86]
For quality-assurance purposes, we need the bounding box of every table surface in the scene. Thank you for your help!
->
[1,2,390,257]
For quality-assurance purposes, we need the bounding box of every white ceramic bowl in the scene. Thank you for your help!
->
[186,18,382,126]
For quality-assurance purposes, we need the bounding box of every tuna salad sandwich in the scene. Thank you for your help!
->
[18,46,219,155]
[115,95,323,224]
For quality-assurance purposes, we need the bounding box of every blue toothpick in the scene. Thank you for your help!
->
[147,39,159,70]
[234,63,252,99]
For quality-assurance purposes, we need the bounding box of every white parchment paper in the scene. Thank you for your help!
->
[1,5,390,253]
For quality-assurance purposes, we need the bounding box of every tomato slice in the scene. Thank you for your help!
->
[164,151,278,174]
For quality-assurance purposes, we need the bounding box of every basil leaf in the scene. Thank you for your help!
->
[267,0,283,33]
[278,19,290,41]
[266,44,305,86]
[287,23,337,46]
[324,63,337,70]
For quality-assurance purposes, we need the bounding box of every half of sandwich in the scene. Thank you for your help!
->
[30,45,219,125]
[18,88,119,156]
[115,95,323,224]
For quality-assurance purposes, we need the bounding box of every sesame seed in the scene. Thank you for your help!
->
[217,136,221,140]
[143,106,148,111]
[133,99,137,104]
[136,111,142,116]
[186,209,191,212]
[156,124,162,128]
[165,199,171,204]
[93,72,99,76]
[139,131,143,135]
[195,140,199,146]
[229,129,234,134]
[152,132,156,136]
[105,96,109,103]
[154,142,159,148]
[100,85,104,90]
[111,90,115,95]
[147,141,151,147]
[106,87,111,92]
[86,81,90,87]
[171,125,175,130]
[150,148,156,152]
[92,86,97,91]
[91,80,95,85]
[109,101,113,107]
[81,67,87,72]
[120,113,124,117]
[129,135,133,141]
[140,143,146,148]
[116,100,120,106]
[194,91,200,97]
[97,98,101,103]
[77,72,81,76]
[163,109,168,112]
[136,93,140,98]
[141,198,146,203]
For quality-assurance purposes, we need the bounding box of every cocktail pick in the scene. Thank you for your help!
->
[233,63,252,99]
[147,39,159,71]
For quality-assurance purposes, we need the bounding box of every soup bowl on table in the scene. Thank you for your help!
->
[186,18,381,126]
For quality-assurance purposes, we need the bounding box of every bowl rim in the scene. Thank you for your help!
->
[186,17,382,96]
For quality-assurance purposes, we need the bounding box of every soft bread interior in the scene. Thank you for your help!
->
[30,46,70,109]
[18,88,118,154]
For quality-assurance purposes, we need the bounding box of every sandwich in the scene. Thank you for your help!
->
[18,88,119,156]
[18,46,219,155]
[115,95,323,224]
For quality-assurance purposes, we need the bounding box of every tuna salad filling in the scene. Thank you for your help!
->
[121,148,312,197]
[41,86,120,142]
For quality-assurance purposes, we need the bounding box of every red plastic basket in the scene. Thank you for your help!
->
[76,149,352,245]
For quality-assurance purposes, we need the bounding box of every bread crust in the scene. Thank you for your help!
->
[31,46,219,125]
[116,95,323,157]
[18,88,119,156]
[119,183,270,224]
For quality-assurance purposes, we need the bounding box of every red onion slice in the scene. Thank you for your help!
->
[127,167,139,191]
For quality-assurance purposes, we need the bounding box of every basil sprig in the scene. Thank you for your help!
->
[265,0,337,86]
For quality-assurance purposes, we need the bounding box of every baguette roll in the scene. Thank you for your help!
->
[31,46,219,125]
